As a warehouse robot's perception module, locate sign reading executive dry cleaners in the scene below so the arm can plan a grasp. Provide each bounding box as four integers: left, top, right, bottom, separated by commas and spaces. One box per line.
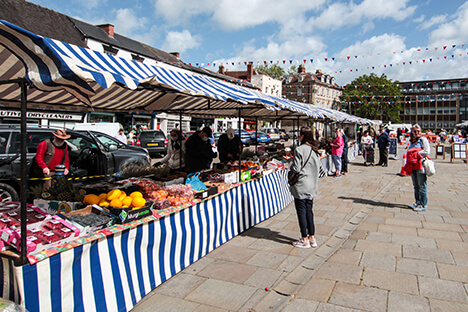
0, 110, 82, 121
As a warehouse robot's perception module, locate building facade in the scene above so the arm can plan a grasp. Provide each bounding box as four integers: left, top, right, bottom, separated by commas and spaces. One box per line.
282, 66, 342, 110
400, 78, 468, 130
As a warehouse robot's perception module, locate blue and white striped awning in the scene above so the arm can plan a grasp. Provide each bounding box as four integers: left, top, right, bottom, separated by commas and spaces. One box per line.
0, 20, 370, 123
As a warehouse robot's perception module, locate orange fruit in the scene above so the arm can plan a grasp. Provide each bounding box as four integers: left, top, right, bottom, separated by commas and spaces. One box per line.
98, 193, 107, 200
132, 197, 146, 208
118, 192, 127, 201
130, 191, 143, 199
122, 196, 133, 207
110, 198, 123, 208
99, 200, 110, 207
107, 189, 122, 201
83, 194, 100, 205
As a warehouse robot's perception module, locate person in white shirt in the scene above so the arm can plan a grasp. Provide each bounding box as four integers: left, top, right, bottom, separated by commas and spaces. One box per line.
114, 128, 127, 144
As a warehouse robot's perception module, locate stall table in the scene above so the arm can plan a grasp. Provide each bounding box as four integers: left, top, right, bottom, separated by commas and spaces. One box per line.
0, 170, 292, 312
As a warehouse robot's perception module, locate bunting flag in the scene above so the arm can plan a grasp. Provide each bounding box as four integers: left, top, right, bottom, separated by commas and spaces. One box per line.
190, 42, 466, 71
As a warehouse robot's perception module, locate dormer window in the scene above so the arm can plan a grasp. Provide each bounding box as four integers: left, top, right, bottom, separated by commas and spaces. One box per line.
103, 44, 119, 56
132, 54, 144, 62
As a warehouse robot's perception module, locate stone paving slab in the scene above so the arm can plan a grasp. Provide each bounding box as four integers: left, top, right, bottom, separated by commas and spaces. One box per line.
388, 292, 430, 312
362, 267, 419, 295
328, 282, 388, 312
185, 279, 257, 311
418, 276, 468, 302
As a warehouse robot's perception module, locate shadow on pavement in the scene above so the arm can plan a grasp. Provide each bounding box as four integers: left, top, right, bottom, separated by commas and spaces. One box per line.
240, 227, 295, 244
338, 196, 411, 209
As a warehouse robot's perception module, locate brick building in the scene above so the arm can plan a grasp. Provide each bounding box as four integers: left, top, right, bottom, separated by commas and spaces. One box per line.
282, 65, 342, 110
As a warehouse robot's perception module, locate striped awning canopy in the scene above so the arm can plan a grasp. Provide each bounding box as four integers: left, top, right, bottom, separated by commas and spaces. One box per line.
0, 20, 306, 120
0, 20, 373, 123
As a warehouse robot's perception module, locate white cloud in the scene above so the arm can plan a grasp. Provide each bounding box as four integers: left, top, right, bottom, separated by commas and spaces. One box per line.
309, 0, 417, 31
429, 2, 468, 46
73, 0, 105, 10
417, 14, 447, 30
111, 8, 148, 37
413, 15, 425, 23
161, 30, 201, 54
154, 0, 217, 24
362, 22, 375, 33
154, 0, 326, 30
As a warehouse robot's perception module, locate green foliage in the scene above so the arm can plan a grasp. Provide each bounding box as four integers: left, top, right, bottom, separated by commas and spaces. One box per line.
340, 73, 402, 123
287, 65, 298, 75
254, 64, 285, 79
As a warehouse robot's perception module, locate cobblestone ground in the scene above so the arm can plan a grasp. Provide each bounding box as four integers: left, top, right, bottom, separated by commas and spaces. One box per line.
133, 144, 468, 312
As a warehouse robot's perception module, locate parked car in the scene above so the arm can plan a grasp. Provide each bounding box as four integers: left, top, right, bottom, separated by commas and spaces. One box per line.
136, 130, 168, 157
75, 130, 149, 155
0, 125, 151, 201
261, 128, 281, 142
250, 131, 271, 144
235, 129, 252, 146
279, 129, 290, 141
288, 129, 300, 140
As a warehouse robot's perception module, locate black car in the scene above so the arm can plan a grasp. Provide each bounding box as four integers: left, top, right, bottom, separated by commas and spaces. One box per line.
75, 130, 149, 155
0, 125, 151, 201
137, 130, 168, 157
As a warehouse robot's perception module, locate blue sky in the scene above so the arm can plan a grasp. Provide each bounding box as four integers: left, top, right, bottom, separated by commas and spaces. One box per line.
29, 0, 468, 85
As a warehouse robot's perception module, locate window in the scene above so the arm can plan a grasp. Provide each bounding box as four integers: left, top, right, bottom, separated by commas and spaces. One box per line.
103, 44, 119, 56
131, 54, 144, 62
0, 132, 10, 154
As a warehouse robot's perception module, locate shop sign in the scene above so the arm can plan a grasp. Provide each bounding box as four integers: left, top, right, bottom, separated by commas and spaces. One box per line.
0, 110, 82, 121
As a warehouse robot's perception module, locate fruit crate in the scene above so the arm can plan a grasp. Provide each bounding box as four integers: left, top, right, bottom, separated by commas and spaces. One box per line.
106, 201, 154, 224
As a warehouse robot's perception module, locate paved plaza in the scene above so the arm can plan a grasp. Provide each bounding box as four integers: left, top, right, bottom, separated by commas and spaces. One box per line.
133, 145, 468, 312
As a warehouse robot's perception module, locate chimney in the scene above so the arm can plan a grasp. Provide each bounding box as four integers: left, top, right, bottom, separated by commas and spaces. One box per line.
298, 64, 306, 74
170, 52, 180, 59
97, 24, 114, 37
247, 62, 253, 82
219, 64, 225, 74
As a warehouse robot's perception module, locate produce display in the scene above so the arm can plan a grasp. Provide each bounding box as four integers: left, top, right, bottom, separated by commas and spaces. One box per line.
0, 202, 80, 254
8, 154, 285, 257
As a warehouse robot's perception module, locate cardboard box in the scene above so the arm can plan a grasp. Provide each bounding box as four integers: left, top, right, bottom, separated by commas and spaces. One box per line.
221, 171, 239, 184
194, 187, 219, 199
204, 181, 230, 193
61, 205, 117, 234
33, 199, 84, 214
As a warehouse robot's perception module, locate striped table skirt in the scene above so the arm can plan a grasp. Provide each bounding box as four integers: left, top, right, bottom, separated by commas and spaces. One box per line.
1, 170, 293, 312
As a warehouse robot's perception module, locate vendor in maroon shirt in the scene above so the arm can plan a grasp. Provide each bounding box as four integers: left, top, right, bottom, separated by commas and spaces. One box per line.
34, 129, 70, 190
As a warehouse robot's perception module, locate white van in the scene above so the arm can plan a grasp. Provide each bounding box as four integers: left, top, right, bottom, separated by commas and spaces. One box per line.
73, 122, 123, 138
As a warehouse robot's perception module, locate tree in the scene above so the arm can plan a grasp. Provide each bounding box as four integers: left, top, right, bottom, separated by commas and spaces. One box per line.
254, 64, 285, 79
340, 73, 402, 123
287, 65, 297, 75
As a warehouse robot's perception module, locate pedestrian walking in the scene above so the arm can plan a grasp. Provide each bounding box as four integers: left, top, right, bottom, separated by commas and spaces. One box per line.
330, 128, 344, 177
377, 127, 390, 167
289, 126, 321, 248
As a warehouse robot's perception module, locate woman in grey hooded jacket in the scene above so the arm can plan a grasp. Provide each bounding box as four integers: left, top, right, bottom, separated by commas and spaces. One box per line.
289, 126, 321, 248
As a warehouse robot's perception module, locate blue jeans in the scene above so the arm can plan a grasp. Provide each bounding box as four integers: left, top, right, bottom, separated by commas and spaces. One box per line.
294, 198, 315, 238
332, 155, 342, 172
411, 170, 428, 207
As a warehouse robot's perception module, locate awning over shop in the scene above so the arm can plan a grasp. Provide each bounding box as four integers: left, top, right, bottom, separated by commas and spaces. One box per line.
0, 19, 374, 124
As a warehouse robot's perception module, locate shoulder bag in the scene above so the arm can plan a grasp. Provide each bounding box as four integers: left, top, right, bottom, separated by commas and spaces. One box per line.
422, 157, 436, 177
288, 147, 313, 186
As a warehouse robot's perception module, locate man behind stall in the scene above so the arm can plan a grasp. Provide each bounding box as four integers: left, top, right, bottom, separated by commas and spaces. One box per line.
217, 128, 243, 163
185, 127, 217, 173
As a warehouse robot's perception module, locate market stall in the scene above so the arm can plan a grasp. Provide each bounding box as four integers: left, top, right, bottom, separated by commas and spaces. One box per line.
0, 170, 291, 311
0, 20, 375, 312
